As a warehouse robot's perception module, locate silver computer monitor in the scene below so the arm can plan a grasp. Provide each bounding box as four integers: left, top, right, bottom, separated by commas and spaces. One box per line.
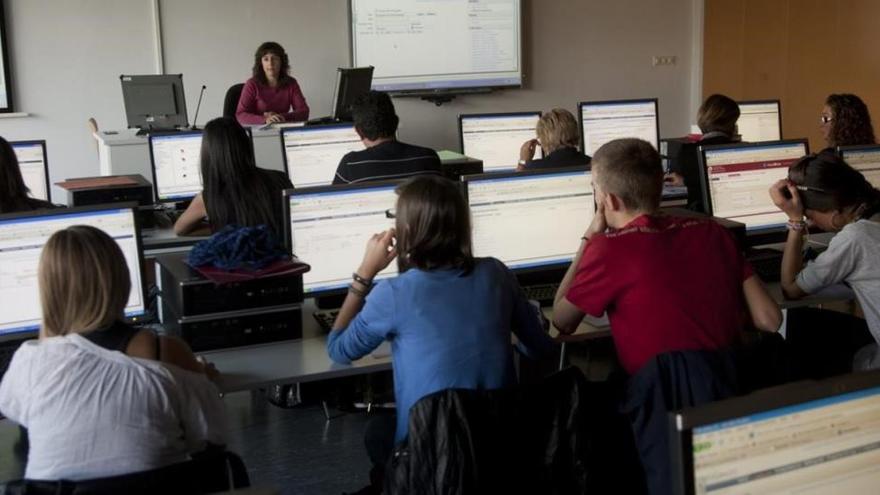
459, 112, 542, 172
285, 181, 399, 295
579, 98, 659, 156
465, 167, 594, 272
737, 100, 782, 142
11, 140, 50, 202
148, 131, 203, 202
281, 124, 364, 188
672, 369, 880, 495
0, 205, 146, 340
839, 144, 880, 189
700, 140, 808, 232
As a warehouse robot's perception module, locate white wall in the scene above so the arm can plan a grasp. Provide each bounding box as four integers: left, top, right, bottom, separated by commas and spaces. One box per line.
0, 0, 697, 200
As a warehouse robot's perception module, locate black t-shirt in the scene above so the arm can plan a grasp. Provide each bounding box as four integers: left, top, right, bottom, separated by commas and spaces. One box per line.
332, 140, 442, 184
523, 146, 591, 170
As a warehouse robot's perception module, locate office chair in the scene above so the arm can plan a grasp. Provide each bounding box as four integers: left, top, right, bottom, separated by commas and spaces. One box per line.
223, 83, 245, 118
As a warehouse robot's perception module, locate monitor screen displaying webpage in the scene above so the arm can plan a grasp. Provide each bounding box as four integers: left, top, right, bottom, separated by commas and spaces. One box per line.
351, 0, 522, 92
702, 141, 807, 231
0, 207, 145, 338
737, 100, 782, 142
11, 140, 49, 202
282, 125, 363, 188
149, 132, 203, 201
840, 145, 880, 189
460, 112, 541, 172
287, 184, 398, 295
579, 99, 659, 156
467, 169, 594, 271
689, 385, 880, 494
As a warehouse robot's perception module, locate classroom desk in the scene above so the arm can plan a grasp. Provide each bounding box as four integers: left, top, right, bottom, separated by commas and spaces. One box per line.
141, 226, 209, 256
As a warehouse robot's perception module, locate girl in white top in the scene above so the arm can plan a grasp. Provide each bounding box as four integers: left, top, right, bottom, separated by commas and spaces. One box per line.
770, 152, 880, 371
0, 226, 226, 480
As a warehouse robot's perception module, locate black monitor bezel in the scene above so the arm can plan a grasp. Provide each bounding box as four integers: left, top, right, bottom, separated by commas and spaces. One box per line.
147, 129, 204, 204
10, 139, 51, 203
457, 111, 544, 169
736, 99, 783, 142
331, 66, 374, 122
283, 179, 403, 298
462, 166, 593, 278
279, 123, 361, 188
697, 139, 809, 246
577, 97, 660, 155
119, 74, 189, 131
0, 202, 147, 341
670, 368, 880, 495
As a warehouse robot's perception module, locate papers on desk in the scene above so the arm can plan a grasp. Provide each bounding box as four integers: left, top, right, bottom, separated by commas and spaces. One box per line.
583, 313, 610, 328
258, 122, 306, 131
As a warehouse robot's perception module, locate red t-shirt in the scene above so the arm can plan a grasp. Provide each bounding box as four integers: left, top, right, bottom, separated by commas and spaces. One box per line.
566, 215, 753, 375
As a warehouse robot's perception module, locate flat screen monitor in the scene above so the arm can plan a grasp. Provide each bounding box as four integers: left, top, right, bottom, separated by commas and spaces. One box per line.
281, 124, 364, 188
11, 140, 50, 202
148, 131, 203, 202
736, 100, 782, 142
579, 98, 660, 156
331, 66, 374, 122
351, 0, 522, 92
699, 140, 808, 234
465, 167, 594, 273
120, 74, 188, 132
0, 205, 146, 340
672, 369, 880, 495
285, 182, 399, 296
459, 112, 542, 173
839, 144, 880, 189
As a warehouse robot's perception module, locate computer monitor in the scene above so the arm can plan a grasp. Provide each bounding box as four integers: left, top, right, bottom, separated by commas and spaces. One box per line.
120, 74, 189, 133
839, 144, 880, 189
331, 66, 374, 122
11, 140, 50, 202
0, 205, 146, 340
578, 98, 660, 156
281, 124, 364, 188
699, 140, 808, 239
671, 369, 880, 495
148, 131, 203, 202
459, 112, 542, 173
285, 181, 399, 296
736, 100, 782, 142
465, 167, 594, 275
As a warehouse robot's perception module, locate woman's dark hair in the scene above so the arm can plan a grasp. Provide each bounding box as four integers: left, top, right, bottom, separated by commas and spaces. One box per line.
697, 94, 740, 135
788, 151, 880, 219
200, 117, 284, 237
252, 41, 292, 86
351, 91, 399, 141
0, 136, 33, 213
826, 94, 876, 147
395, 175, 473, 273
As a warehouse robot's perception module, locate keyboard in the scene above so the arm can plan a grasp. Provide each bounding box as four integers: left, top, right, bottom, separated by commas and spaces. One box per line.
522, 283, 559, 307
747, 249, 783, 282
313, 309, 340, 333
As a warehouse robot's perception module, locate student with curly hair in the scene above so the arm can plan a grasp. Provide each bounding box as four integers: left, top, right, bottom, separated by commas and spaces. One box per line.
820, 93, 876, 151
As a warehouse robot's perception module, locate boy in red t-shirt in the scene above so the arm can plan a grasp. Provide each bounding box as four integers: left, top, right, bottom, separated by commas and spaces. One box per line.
552, 138, 782, 375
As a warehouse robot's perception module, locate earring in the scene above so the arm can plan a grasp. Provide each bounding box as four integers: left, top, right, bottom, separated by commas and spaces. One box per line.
830, 211, 845, 230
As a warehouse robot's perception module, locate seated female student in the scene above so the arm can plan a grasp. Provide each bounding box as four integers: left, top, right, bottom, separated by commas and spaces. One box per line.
819, 93, 876, 153
517, 108, 590, 171
174, 117, 293, 238
0, 225, 225, 480
665, 94, 740, 211
770, 153, 880, 373
0, 136, 56, 213
327, 175, 556, 491
235, 41, 310, 125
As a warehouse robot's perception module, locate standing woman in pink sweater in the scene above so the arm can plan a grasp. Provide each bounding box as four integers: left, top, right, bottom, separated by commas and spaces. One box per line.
236, 41, 310, 125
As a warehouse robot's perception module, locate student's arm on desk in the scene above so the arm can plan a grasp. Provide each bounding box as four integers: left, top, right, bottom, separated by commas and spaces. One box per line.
173, 193, 209, 236
770, 180, 809, 300
553, 205, 607, 334
743, 276, 783, 332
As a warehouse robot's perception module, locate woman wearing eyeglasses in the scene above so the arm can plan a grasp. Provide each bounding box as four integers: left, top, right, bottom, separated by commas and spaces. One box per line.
819, 94, 876, 152
770, 153, 880, 374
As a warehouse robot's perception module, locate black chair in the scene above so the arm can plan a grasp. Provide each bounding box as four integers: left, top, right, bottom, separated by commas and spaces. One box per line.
223, 83, 245, 118
1, 449, 250, 494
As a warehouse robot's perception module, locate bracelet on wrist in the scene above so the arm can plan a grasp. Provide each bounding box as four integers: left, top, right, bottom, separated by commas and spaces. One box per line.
348, 284, 369, 298
786, 219, 807, 232
352, 272, 374, 287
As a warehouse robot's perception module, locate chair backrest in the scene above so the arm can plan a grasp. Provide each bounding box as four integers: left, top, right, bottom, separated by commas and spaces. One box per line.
223, 83, 245, 118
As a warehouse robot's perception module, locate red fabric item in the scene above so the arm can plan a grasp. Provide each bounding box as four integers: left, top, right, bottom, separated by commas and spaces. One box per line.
566, 215, 753, 375
192, 259, 310, 285
235, 77, 310, 125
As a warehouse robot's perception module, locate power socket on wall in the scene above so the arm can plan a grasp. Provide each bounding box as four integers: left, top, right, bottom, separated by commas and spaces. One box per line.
652, 55, 677, 66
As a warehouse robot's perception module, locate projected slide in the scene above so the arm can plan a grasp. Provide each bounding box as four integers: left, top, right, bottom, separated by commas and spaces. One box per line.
351, 0, 522, 91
